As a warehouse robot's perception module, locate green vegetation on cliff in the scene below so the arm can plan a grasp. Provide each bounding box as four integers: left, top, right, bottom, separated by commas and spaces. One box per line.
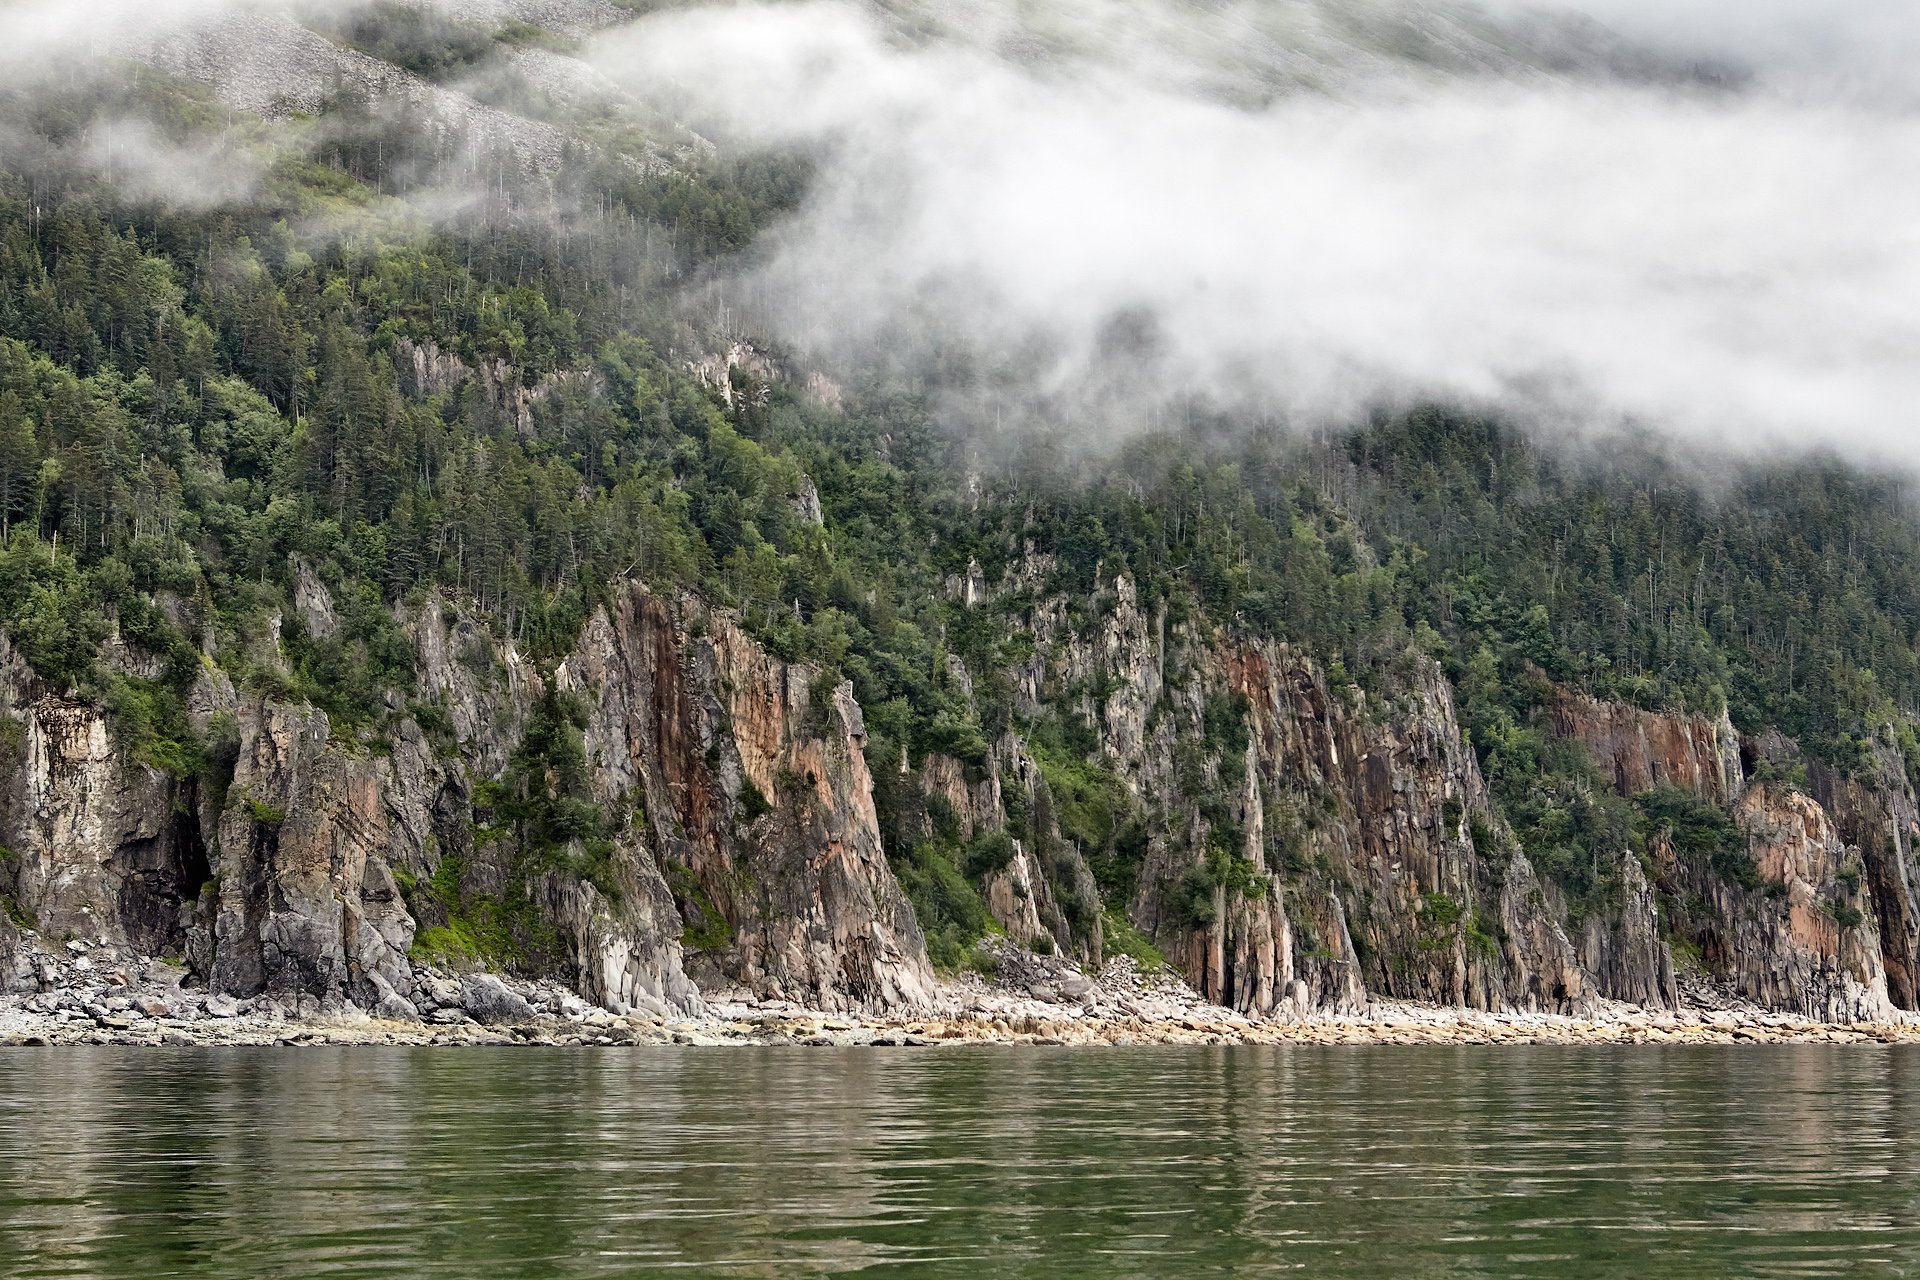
4, 52, 1920, 971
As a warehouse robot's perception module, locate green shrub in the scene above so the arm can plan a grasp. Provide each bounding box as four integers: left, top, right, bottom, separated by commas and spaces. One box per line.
668, 863, 733, 953
1634, 786, 1757, 891
1103, 910, 1169, 972
244, 796, 287, 825
892, 840, 992, 971
962, 830, 1016, 879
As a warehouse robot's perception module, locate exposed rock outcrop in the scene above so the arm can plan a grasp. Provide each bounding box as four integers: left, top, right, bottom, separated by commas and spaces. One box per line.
0, 624, 204, 966
205, 700, 416, 1010
0, 579, 930, 1018
6, 558, 1917, 1026
1576, 851, 1677, 1009
1550, 690, 1742, 803
561, 583, 933, 1011
1551, 695, 1902, 1019
978, 559, 1591, 1018
125, 12, 574, 171
1808, 728, 1920, 1010
1688, 786, 1894, 1022
391, 337, 604, 437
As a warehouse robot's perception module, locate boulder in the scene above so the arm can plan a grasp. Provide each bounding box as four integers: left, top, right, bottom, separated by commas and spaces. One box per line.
459, 973, 535, 1025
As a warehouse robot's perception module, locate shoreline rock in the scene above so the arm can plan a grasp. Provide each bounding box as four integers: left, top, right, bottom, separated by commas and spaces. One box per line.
3, 999, 1913, 1049
1, 944, 1914, 1049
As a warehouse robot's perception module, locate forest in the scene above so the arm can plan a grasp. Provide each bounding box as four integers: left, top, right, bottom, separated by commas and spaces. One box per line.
4, 32, 1919, 968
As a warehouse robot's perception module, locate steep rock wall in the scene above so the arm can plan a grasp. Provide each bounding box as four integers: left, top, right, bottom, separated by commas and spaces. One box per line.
987, 562, 1592, 1017
0, 580, 930, 1016
1549, 690, 1742, 804
561, 583, 933, 1011
203, 699, 416, 1011
1550, 692, 1897, 1019
1575, 851, 1677, 1009
1226, 645, 1591, 1015
6, 559, 1917, 1025
1691, 786, 1893, 1021
1809, 729, 1920, 1010
0, 633, 204, 962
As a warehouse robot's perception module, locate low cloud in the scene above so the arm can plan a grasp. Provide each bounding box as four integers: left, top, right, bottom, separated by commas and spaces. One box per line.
1486, 0, 1920, 104
592, 0, 1920, 456
0, 0, 275, 75
72, 116, 263, 207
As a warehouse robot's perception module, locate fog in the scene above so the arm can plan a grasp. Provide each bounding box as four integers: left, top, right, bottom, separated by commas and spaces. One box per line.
0, 0, 238, 70
0, 0, 1910, 455
591, 0, 1920, 453
1491, 0, 1920, 104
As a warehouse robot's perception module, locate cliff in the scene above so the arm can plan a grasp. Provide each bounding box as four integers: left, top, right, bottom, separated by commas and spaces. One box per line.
1549, 690, 1743, 804
1803, 730, 1920, 1010
1550, 688, 1904, 1021
976, 564, 1593, 1018
2, 561, 1916, 1027
0, 580, 929, 1019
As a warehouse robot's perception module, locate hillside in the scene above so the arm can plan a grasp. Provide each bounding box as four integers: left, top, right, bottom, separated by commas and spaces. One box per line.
0, 0, 1917, 1026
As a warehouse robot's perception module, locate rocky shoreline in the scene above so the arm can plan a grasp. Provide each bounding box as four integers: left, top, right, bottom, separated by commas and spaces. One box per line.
6, 996, 1916, 1049
2, 941, 1915, 1049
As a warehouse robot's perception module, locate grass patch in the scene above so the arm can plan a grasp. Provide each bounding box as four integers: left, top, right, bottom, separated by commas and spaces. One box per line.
244, 795, 287, 825
1102, 910, 1169, 973
0, 892, 34, 931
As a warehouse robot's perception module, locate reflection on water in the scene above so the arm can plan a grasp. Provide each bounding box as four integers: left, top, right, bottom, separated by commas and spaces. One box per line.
0, 1047, 1917, 1277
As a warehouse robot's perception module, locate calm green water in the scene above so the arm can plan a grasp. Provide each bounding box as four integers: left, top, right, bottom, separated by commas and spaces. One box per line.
0, 1047, 1917, 1277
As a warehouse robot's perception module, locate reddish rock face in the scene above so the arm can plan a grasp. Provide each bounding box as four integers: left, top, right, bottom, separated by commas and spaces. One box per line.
0, 579, 932, 1017
1545, 690, 1904, 1018
987, 562, 1596, 1018
1692, 785, 1893, 1022
563, 583, 933, 1012
1548, 690, 1742, 804
1219, 644, 1590, 1016
1808, 733, 1920, 1012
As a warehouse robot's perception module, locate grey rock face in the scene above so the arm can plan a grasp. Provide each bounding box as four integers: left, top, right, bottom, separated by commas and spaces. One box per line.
207, 701, 415, 1007
0, 579, 936, 1021
6, 687, 202, 958
1809, 729, 1920, 1010
4, 558, 1915, 1026
459, 974, 534, 1025
1697, 786, 1893, 1022
1577, 852, 1678, 1010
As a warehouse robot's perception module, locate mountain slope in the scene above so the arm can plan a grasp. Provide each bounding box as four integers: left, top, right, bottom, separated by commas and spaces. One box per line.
0, 1, 1914, 1024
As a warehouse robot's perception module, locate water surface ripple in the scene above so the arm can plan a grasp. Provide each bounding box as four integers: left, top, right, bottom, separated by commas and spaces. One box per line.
1, 1046, 1916, 1277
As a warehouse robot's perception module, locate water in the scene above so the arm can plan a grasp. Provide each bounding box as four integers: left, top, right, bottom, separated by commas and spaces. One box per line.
0, 1047, 1917, 1277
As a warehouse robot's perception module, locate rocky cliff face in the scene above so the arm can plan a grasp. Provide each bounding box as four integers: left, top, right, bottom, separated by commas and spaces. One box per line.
3, 558, 1916, 1024
1704, 786, 1891, 1021
0, 580, 929, 1018
559, 583, 932, 1011
911, 556, 1920, 1024
1548, 687, 1906, 1020
1573, 851, 1676, 1010
947, 561, 1595, 1018
8, 689, 197, 959
1808, 729, 1920, 1010
202, 699, 416, 1013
